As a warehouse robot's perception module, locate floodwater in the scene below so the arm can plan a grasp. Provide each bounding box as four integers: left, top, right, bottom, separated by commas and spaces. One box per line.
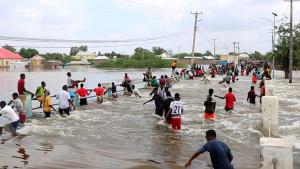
0, 66, 299, 169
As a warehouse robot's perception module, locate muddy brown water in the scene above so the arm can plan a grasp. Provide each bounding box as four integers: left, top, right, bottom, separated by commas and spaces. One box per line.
0, 67, 299, 169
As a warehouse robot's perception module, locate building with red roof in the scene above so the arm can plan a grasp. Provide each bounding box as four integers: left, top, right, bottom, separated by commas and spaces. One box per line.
0, 47, 23, 67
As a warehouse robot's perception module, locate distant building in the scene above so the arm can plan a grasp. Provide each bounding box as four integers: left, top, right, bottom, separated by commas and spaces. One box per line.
29, 55, 45, 67
73, 51, 96, 61
159, 53, 176, 60
203, 55, 215, 60
94, 56, 109, 65
0, 48, 23, 67
44, 61, 62, 69
219, 55, 238, 65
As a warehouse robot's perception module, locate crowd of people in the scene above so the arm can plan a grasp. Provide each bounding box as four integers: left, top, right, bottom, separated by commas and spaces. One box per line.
0, 60, 273, 169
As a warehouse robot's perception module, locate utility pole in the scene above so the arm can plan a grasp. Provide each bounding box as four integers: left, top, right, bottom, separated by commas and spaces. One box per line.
289, 0, 294, 83
191, 11, 202, 65
272, 12, 278, 79
237, 42, 240, 54
212, 39, 217, 57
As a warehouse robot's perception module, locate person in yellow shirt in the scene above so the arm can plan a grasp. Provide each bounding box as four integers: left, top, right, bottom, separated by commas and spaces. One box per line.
171, 61, 177, 75
43, 90, 56, 118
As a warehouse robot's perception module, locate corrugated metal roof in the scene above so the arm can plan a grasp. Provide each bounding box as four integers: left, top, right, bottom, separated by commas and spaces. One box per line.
0, 48, 23, 60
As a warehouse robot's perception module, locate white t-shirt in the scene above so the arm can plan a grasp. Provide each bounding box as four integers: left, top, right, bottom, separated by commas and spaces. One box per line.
169, 101, 184, 116
0, 105, 20, 123
133, 88, 141, 97
56, 90, 71, 109
67, 77, 73, 87
12, 99, 24, 113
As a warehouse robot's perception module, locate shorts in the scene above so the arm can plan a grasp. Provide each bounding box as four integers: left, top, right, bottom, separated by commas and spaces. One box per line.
166, 118, 172, 125
204, 112, 216, 119
80, 98, 88, 105
59, 108, 70, 116
11, 120, 20, 130
171, 117, 181, 130
112, 92, 118, 98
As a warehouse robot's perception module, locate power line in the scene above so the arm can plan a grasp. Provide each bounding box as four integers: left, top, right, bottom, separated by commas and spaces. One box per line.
0, 32, 185, 44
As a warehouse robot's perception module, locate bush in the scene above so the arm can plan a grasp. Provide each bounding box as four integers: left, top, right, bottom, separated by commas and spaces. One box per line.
95, 57, 174, 69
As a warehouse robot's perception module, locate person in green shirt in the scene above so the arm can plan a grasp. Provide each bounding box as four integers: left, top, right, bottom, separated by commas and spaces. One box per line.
35, 81, 47, 107
150, 76, 158, 87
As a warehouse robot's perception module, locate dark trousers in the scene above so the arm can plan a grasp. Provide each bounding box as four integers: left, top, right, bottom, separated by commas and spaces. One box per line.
80, 98, 88, 105
59, 108, 70, 116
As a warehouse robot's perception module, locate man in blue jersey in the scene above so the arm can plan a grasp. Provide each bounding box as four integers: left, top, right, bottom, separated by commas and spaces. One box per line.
185, 129, 234, 169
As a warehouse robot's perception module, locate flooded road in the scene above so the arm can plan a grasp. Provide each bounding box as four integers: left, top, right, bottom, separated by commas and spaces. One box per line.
0, 67, 299, 169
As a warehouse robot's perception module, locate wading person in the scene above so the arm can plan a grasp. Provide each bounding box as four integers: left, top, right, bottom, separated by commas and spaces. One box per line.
93, 83, 106, 104
0, 101, 20, 136
143, 87, 164, 117
215, 87, 236, 112
67, 72, 86, 88
35, 81, 47, 107
17, 73, 33, 97
163, 91, 174, 125
132, 85, 142, 98
76, 83, 91, 105
166, 93, 184, 130
43, 90, 56, 118
171, 60, 177, 75
247, 86, 257, 104
8, 93, 26, 125
111, 82, 118, 101
185, 129, 234, 169
204, 89, 216, 119
56, 85, 74, 117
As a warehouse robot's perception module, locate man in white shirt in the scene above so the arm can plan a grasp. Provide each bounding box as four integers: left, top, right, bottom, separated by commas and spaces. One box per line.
132, 85, 141, 98
166, 93, 184, 130
0, 101, 20, 136
56, 85, 74, 116
9, 93, 26, 124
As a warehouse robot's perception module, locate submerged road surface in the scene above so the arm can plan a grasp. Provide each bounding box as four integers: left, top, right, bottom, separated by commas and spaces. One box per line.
0, 68, 299, 169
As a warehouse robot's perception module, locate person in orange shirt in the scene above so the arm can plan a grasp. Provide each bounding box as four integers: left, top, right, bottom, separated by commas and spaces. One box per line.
76, 83, 92, 105
252, 73, 257, 84
93, 83, 106, 104
171, 61, 177, 75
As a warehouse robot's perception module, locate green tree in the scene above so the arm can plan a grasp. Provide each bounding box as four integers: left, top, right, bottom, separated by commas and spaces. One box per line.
70, 47, 79, 56
2, 44, 16, 53
19, 48, 39, 59
250, 51, 264, 60
152, 46, 166, 55
78, 45, 88, 52
274, 21, 300, 78
204, 50, 212, 56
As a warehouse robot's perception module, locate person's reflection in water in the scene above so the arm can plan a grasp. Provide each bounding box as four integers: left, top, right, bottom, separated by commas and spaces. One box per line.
12, 146, 30, 166
150, 125, 184, 169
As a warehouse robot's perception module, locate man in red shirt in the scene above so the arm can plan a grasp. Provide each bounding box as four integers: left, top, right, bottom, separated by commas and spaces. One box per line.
215, 87, 236, 112
17, 73, 33, 96
76, 83, 91, 105
93, 83, 106, 104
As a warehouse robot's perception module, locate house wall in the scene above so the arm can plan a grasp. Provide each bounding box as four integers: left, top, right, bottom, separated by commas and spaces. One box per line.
0, 59, 22, 67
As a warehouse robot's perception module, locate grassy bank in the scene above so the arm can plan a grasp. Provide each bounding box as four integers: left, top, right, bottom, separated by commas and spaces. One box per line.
95, 58, 177, 69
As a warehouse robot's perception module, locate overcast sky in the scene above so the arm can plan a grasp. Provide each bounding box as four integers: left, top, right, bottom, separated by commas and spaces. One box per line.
0, 0, 299, 55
